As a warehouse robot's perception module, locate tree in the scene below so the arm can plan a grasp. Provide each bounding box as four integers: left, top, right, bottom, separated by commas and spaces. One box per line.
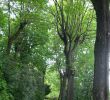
0, 0, 50, 100
91, 0, 109, 100
0, 0, 107, 100
44, 26, 96, 100
50, 0, 95, 99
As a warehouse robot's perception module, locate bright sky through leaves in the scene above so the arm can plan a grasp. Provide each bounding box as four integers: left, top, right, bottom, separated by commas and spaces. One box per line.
48, 0, 54, 6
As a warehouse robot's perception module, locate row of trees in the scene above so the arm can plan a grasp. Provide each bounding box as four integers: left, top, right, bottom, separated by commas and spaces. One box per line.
0, 0, 109, 100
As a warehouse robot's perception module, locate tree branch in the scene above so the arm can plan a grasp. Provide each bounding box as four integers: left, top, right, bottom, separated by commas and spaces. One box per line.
6, 21, 27, 54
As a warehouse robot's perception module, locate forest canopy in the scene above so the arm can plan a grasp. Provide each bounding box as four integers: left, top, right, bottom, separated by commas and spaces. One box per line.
0, 0, 109, 100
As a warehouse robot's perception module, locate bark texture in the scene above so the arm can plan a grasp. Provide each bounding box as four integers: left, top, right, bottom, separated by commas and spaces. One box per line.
58, 49, 75, 100
91, 0, 109, 100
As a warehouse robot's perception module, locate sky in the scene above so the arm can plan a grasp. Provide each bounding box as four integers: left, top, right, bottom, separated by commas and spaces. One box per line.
48, 0, 54, 6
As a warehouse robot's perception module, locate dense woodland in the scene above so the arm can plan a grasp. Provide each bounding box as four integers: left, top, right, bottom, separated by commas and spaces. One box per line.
0, 0, 110, 100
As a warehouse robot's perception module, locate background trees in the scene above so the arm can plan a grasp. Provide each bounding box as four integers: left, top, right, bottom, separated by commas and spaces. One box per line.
0, 0, 109, 100
0, 0, 50, 100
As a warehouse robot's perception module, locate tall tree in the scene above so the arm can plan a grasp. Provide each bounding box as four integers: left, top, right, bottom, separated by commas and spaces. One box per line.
91, 0, 109, 100
50, 0, 95, 99
0, 0, 50, 100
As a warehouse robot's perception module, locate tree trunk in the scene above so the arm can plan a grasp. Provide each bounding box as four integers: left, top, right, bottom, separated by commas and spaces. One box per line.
66, 69, 74, 100
58, 51, 74, 100
91, 0, 109, 100
65, 53, 74, 100
58, 70, 74, 100
58, 72, 66, 100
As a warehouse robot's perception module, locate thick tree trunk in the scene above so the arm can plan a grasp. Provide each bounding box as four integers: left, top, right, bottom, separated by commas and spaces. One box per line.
66, 69, 74, 100
58, 72, 66, 100
91, 0, 109, 100
107, 14, 110, 100
58, 52, 74, 100
65, 53, 74, 100
58, 70, 74, 100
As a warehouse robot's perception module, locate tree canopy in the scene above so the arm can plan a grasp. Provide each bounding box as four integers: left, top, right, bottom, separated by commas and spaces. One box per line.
0, 0, 109, 100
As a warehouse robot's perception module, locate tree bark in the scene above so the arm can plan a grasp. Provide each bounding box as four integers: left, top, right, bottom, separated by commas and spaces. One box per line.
58, 51, 74, 100
91, 0, 109, 100
66, 69, 74, 100
58, 72, 66, 100
58, 69, 74, 100
65, 53, 74, 100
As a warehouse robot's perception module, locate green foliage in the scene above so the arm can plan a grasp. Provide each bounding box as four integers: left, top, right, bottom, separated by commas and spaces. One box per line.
0, 0, 100, 100
44, 1, 96, 99
0, 0, 50, 100
74, 39, 95, 100
0, 70, 13, 100
45, 68, 60, 98
0, 9, 7, 29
